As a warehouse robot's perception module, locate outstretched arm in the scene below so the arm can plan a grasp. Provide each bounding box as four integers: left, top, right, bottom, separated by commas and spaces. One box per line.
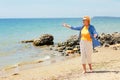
62, 23, 82, 31
62, 23, 71, 29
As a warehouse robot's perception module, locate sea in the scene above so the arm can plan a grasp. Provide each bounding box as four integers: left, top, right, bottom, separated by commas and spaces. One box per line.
0, 17, 120, 69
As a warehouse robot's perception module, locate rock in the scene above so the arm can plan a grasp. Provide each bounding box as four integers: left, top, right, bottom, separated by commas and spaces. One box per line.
104, 34, 112, 41
74, 45, 80, 51
111, 44, 120, 50
112, 32, 120, 44
103, 34, 113, 45
113, 47, 118, 50
57, 43, 63, 47
49, 47, 53, 50
33, 34, 54, 46
98, 32, 120, 46
33, 39, 41, 46
55, 48, 58, 51
73, 47, 80, 54
21, 40, 34, 43
103, 43, 110, 47
53, 35, 81, 55
66, 47, 73, 50
57, 42, 67, 47
66, 50, 74, 54
61, 52, 65, 56
66, 35, 79, 47
73, 48, 79, 53
93, 49, 98, 53
75, 45, 80, 48
57, 46, 65, 52
49, 45, 55, 50
65, 54, 69, 56
98, 33, 105, 40
73, 48, 78, 51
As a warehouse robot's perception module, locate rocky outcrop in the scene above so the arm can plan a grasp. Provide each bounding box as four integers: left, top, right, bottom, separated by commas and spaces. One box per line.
21, 34, 54, 46
33, 34, 54, 46
98, 32, 120, 47
52, 35, 80, 55
53, 32, 120, 55
21, 32, 120, 56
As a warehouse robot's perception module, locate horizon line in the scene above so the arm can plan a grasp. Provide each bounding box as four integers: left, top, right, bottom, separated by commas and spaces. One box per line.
0, 16, 120, 19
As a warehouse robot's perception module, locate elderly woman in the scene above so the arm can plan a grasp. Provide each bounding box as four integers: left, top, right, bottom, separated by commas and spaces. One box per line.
63, 16, 100, 74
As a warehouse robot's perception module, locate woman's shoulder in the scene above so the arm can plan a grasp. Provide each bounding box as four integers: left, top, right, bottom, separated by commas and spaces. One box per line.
89, 24, 95, 29
89, 24, 94, 27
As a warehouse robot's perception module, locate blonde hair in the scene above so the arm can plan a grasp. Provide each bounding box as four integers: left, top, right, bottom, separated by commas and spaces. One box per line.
83, 16, 91, 24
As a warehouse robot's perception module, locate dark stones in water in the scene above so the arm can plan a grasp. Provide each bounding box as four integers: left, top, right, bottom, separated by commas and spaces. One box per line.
21, 40, 34, 43
21, 34, 54, 46
33, 34, 54, 46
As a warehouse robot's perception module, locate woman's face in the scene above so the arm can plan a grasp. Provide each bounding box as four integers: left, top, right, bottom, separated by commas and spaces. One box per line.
83, 20, 89, 26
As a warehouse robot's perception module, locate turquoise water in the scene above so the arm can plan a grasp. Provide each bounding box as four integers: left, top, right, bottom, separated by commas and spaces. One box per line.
0, 17, 120, 68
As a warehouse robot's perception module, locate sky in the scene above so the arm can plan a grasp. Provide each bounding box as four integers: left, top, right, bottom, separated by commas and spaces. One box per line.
0, 0, 120, 18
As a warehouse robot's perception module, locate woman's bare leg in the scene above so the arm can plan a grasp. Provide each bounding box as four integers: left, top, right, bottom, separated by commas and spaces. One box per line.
88, 64, 93, 72
82, 64, 86, 74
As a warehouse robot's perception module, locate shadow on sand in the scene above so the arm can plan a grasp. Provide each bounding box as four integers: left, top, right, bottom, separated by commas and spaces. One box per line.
87, 70, 120, 74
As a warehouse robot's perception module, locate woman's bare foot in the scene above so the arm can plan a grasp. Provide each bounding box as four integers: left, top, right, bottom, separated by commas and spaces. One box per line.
82, 71, 86, 74
89, 69, 93, 73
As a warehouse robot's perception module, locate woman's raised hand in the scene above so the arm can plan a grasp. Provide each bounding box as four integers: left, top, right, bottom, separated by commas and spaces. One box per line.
62, 23, 71, 28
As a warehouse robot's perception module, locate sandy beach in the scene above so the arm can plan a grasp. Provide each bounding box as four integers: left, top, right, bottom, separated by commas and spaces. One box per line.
0, 45, 120, 80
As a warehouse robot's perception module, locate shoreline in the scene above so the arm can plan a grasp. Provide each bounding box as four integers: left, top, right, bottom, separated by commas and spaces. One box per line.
0, 52, 79, 77
0, 45, 120, 80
